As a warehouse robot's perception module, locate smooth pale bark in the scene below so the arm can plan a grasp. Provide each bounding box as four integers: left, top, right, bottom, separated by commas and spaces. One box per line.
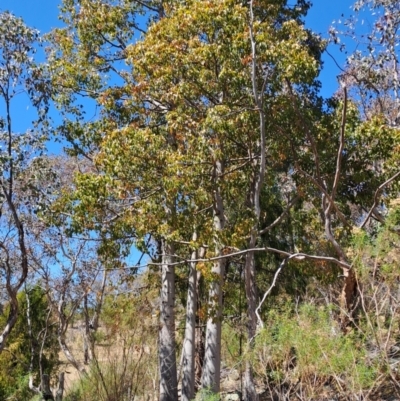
242, 2, 267, 399
202, 160, 226, 393
159, 240, 178, 401
182, 247, 198, 401
194, 269, 205, 392
0, 295, 19, 352
182, 244, 205, 401
201, 257, 225, 393
244, 245, 258, 401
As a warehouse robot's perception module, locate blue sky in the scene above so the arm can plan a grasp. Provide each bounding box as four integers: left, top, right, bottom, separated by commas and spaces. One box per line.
0, 0, 355, 36
0, 0, 62, 32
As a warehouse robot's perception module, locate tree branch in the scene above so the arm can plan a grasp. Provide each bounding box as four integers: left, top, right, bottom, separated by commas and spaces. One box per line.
259, 196, 299, 235
360, 170, 400, 229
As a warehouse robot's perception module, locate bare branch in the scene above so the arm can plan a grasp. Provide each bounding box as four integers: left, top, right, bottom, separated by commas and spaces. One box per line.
331, 86, 348, 203
360, 170, 400, 229
146, 246, 351, 269
255, 255, 293, 329
259, 196, 299, 235
295, 167, 349, 227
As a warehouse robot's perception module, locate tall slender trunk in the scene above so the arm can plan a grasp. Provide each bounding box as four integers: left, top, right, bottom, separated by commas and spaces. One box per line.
201, 256, 225, 393
182, 240, 205, 401
82, 269, 107, 365
202, 160, 226, 393
159, 240, 178, 401
182, 247, 198, 401
244, 244, 258, 401
82, 294, 91, 365
195, 269, 205, 392
243, 2, 267, 398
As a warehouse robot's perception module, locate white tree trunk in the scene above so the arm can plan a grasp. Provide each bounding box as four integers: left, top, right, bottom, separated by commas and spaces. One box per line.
201, 257, 225, 393
242, 2, 267, 399
244, 245, 259, 401
159, 240, 178, 401
182, 247, 198, 401
194, 269, 205, 391
202, 160, 226, 393
182, 243, 205, 401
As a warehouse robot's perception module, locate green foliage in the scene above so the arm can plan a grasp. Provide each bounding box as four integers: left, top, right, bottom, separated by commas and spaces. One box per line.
0, 286, 59, 400
193, 388, 220, 401
253, 303, 378, 396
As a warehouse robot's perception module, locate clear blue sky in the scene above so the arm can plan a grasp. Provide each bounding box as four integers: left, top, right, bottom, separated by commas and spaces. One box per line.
0, 0, 62, 32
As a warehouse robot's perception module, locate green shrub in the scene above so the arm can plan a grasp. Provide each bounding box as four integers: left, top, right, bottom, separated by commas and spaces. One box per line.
194, 388, 220, 401
253, 303, 378, 396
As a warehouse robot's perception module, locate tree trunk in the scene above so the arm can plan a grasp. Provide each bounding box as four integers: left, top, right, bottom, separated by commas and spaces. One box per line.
182, 247, 198, 401
159, 240, 178, 401
0, 293, 19, 352
244, 246, 259, 401
82, 294, 91, 365
55, 372, 65, 401
182, 243, 205, 401
195, 270, 205, 392
201, 257, 225, 393
41, 374, 55, 400
202, 164, 226, 393
340, 266, 357, 327
244, 3, 267, 398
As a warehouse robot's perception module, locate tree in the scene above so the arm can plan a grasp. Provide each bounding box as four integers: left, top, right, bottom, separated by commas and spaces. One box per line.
71, 0, 320, 397
0, 11, 50, 352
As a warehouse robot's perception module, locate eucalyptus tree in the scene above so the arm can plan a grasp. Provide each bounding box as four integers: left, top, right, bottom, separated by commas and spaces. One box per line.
0, 11, 50, 352
287, 0, 400, 316
330, 0, 400, 126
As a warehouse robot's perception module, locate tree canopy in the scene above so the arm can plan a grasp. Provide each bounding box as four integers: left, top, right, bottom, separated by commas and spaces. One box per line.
0, 1, 400, 400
